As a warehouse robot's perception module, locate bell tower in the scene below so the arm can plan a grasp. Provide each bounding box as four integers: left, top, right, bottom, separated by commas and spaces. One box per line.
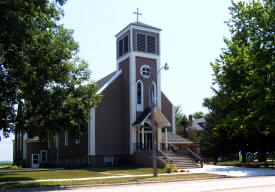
115, 16, 162, 154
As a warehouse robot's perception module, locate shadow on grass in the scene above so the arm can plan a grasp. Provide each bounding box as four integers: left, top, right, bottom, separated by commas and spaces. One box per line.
0, 172, 38, 182
81, 165, 144, 172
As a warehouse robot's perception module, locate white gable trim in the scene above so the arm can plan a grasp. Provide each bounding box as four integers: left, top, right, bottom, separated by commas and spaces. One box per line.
96, 70, 122, 94
91, 107, 96, 155
172, 105, 176, 134
88, 107, 96, 156
129, 53, 136, 155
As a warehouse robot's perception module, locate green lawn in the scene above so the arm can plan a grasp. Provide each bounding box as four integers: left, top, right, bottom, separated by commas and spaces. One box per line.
0, 173, 220, 190
0, 166, 166, 183
0, 166, 222, 190
0, 168, 108, 182
86, 166, 166, 175
0, 162, 13, 167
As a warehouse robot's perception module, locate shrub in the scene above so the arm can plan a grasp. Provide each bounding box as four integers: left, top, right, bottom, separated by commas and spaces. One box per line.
164, 164, 178, 173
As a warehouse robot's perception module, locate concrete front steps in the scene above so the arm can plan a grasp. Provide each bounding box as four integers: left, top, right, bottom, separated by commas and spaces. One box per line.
162, 150, 200, 169
171, 156, 200, 169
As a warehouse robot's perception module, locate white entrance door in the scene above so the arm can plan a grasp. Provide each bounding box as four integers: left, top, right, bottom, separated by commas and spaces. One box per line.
32, 153, 40, 168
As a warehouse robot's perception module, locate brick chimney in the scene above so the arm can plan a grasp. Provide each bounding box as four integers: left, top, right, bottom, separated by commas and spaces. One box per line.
189, 114, 193, 122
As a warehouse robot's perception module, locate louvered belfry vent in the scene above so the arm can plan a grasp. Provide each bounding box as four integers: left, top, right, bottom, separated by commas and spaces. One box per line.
147, 35, 155, 53
137, 33, 146, 52
137, 33, 155, 54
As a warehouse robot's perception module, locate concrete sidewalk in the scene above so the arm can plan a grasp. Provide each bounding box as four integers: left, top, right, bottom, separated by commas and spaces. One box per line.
190, 165, 275, 177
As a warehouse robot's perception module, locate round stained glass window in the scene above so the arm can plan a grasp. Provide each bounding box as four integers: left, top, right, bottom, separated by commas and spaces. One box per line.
140, 65, 150, 78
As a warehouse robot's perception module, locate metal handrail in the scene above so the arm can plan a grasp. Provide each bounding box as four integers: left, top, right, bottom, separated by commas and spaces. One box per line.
187, 148, 204, 168
168, 143, 179, 155
159, 149, 173, 164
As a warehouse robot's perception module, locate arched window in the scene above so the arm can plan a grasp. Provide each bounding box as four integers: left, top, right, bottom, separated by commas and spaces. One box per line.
151, 82, 157, 107
136, 80, 143, 111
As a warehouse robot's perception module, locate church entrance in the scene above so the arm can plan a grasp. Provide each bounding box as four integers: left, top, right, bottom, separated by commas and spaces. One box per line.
138, 123, 152, 151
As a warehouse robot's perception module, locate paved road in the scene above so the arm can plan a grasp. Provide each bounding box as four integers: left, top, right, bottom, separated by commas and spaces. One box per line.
11, 176, 275, 192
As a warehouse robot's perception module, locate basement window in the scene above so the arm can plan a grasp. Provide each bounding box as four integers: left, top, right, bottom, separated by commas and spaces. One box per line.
104, 156, 114, 166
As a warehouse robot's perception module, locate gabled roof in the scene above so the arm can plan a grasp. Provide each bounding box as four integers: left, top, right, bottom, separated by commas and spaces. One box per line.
162, 132, 193, 144
133, 107, 171, 127
115, 22, 161, 37
96, 70, 122, 94
97, 71, 116, 90
131, 22, 161, 31
192, 118, 206, 131
133, 108, 151, 126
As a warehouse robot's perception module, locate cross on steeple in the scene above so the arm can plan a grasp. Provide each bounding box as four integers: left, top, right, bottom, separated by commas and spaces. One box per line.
133, 8, 142, 22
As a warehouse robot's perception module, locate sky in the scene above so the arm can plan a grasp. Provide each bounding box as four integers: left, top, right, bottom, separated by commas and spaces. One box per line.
0, 0, 234, 161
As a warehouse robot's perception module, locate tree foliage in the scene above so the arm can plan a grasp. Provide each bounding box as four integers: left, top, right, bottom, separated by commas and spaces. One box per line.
0, 0, 101, 140
175, 106, 190, 137
201, 0, 275, 162
192, 111, 204, 119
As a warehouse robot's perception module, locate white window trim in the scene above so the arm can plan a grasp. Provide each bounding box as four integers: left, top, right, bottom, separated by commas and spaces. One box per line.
64, 130, 68, 146
104, 156, 114, 166
136, 80, 144, 112
76, 137, 80, 144
19, 131, 22, 151
17, 132, 20, 151
40, 150, 47, 164
48, 136, 51, 149
150, 81, 157, 106
55, 133, 59, 148
140, 65, 150, 78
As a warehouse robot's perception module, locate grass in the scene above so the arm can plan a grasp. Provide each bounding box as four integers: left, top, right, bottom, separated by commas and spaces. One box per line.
0, 162, 13, 167
217, 160, 241, 166
86, 166, 166, 175
0, 166, 166, 183
0, 173, 220, 190
0, 168, 108, 182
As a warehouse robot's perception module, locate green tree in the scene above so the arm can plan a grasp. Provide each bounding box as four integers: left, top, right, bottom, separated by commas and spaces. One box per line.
175, 106, 190, 137
203, 0, 275, 162
0, 0, 101, 140
192, 111, 204, 119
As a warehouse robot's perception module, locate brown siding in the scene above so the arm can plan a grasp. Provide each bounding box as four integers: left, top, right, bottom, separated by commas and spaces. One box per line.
161, 92, 173, 132
46, 130, 88, 167
132, 29, 160, 55
26, 142, 47, 167
136, 56, 157, 113
95, 58, 130, 155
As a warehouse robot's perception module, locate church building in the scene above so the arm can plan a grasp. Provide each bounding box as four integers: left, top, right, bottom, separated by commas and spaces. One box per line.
14, 19, 198, 168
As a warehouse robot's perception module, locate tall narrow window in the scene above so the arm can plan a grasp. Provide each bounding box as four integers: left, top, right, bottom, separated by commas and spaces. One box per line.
151, 82, 157, 106
65, 131, 68, 146
136, 80, 144, 111
16, 132, 20, 151
76, 137, 80, 144
48, 135, 51, 149
137, 82, 142, 104
55, 133, 59, 148
19, 131, 22, 151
